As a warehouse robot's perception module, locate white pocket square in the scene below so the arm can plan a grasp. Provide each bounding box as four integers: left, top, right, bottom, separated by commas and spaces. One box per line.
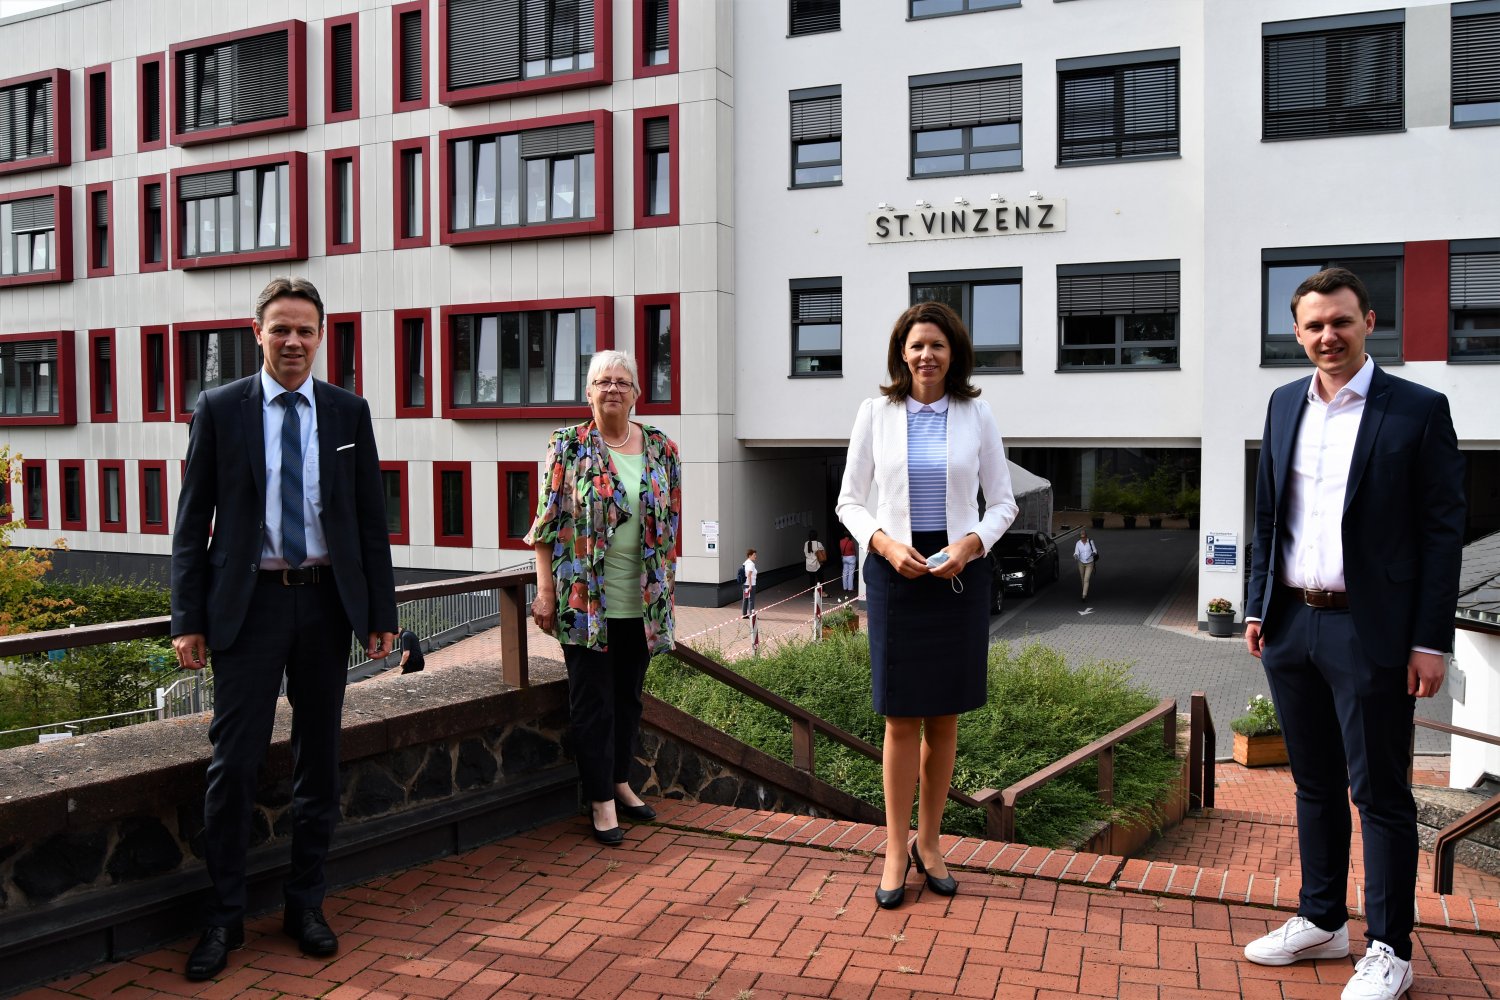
337, 443, 355, 452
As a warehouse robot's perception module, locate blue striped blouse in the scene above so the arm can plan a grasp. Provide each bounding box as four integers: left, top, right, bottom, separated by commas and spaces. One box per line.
907, 396, 948, 531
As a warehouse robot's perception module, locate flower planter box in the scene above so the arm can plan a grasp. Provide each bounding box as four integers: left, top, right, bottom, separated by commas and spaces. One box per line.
1233, 731, 1289, 767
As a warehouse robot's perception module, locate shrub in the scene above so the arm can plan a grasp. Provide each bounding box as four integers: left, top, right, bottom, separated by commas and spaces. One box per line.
1230, 694, 1281, 736
1206, 597, 1233, 614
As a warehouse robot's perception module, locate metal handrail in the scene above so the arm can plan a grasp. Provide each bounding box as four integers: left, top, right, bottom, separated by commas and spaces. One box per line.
1413, 717, 1500, 895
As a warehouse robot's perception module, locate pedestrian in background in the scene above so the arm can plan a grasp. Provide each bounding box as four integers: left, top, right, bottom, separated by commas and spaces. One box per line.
839, 532, 858, 595
1073, 529, 1098, 602
739, 549, 758, 617
803, 529, 826, 589
397, 627, 425, 674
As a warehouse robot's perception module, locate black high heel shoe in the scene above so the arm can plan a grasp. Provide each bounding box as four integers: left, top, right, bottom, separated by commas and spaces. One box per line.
874, 851, 912, 909
913, 845, 958, 896
615, 797, 656, 822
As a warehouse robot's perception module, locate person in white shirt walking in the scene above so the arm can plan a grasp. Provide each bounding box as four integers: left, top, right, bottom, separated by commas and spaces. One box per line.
1072, 530, 1098, 602
739, 549, 758, 618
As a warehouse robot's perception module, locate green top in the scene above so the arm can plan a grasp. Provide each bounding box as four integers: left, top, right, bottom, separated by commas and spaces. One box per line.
602, 447, 644, 618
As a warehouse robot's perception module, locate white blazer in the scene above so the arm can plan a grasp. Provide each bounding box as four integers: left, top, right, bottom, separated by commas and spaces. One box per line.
837, 395, 1018, 553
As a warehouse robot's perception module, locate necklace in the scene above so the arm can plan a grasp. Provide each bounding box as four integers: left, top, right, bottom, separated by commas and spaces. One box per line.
600, 423, 633, 449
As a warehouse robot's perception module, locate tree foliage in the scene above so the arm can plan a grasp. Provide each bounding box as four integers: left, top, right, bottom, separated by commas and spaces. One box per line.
0, 445, 83, 636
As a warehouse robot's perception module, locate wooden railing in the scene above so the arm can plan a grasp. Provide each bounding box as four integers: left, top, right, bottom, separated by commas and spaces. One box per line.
1188, 691, 1216, 811
1413, 718, 1500, 895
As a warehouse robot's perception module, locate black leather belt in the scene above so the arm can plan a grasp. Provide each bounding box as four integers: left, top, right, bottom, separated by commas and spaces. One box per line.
260, 566, 327, 586
1282, 585, 1348, 609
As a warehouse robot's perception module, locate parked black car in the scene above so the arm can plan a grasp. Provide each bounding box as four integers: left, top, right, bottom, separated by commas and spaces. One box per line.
990, 531, 1060, 598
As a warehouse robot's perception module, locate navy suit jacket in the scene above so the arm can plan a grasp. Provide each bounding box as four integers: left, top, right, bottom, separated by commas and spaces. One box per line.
1246, 365, 1465, 669
170, 374, 398, 651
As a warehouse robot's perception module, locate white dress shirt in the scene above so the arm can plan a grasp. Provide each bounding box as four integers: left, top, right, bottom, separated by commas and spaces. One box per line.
1074, 538, 1097, 564
260, 370, 328, 568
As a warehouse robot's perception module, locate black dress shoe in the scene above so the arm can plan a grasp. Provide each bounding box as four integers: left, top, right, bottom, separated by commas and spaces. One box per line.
283, 906, 339, 956
592, 823, 625, 846
874, 852, 912, 909
615, 797, 657, 821
913, 846, 958, 896
185, 923, 244, 981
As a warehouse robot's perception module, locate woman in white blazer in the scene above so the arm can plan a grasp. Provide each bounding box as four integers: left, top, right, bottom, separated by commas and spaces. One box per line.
837, 301, 1017, 909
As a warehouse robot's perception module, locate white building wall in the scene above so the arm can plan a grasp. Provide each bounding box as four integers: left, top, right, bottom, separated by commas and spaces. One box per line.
1452, 629, 1500, 787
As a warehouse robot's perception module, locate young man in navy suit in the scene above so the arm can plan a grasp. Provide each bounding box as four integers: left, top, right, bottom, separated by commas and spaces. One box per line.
1241, 268, 1465, 1000
171, 277, 397, 981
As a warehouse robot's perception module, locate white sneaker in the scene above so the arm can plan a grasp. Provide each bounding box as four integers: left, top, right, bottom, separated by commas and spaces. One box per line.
1244, 915, 1350, 966
1341, 941, 1412, 1000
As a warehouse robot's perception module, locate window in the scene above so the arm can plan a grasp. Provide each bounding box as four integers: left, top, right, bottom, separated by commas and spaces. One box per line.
635, 293, 678, 415
89, 329, 116, 422
1, 186, 71, 287
1450, 242, 1500, 361
326, 146, 360, 254
498, 462, 537, 549
142, 326, 170, 422
87, 183, 112, 277
1262, 12, 1403, 142
912, 268, 1022, 372
99, 460, 125, 532
22, 459, 47, 527
790, 279, 842, 376
139, 460, 168, 534
0, 69, 69, 175
789, 0, 839, 36
176, 325, 260, 415
910, 66, 1021, 177
326, 14, 360, 122
327, 313, 362, 394
380, 462, 409, 544
1454, 2, 1500, 127
60, 460, 86, 531
434, 462, 471, 546
442, 297, 614, 418
1057, 261, 1179, 370
86, 64, 111, 159
393, 1, 427, 112
636, 0, 675, 76
911, 0, 1019, 16
138, 54, 165, 150
442, 0, 605, 104
0, 332, 74, 426
443, 112, 610, 243
1057, 49, 1178, 165
1262, 247, 1402, 365
396, 308, 432, 418
172, 153, 308, 268
394, 137, 429, 248
635, 106, 676, 226
139, 175, 166, 272
790, 86, 841, 187
172, 21, 306, 145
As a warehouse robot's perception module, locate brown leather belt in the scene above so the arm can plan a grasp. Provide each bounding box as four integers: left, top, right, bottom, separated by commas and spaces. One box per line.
1283, 586, 1348, 609
259, 566, 327, 586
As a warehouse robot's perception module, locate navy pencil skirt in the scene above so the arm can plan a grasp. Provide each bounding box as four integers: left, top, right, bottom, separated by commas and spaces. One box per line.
864, 530, 990, 718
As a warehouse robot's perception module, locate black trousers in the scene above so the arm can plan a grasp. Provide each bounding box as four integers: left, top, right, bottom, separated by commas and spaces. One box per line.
1260, 588, 1418, 960
201, 575, 352, 925
562, 617, 649, 803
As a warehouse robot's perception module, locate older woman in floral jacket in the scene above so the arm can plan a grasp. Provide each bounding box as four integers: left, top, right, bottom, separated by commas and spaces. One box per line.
528, 350, 681, 846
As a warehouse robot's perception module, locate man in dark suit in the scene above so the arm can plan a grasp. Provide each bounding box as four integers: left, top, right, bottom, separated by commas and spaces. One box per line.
1241, 268, 1465, 1000
171, 276, 397, 981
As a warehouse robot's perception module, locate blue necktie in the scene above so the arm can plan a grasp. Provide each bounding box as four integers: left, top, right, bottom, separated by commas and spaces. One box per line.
278, 392, 306, 568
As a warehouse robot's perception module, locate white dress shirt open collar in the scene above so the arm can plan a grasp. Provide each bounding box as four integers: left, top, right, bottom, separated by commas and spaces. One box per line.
905, 394, 949, 413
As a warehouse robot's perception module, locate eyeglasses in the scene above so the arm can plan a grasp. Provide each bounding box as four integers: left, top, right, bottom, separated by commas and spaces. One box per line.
591, 379, 635, 392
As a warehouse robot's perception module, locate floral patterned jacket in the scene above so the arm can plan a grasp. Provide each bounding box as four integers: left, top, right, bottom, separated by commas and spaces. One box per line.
526, 420, 681, 653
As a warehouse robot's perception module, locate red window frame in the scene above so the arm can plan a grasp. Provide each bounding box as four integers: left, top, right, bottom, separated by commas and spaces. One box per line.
170, 20, 308, 146
21, 459, 48, 528
84, 63, 112, 160
324, 146, 361, 255
633, 292, 680, 416
137, 53, 166, 151
97, 459, 126, 533
380, 460, 409, 545
324, 12, 361, 123
0, 69, 70, 177
170, 151, 309, 270
325, 311, 363, 396
439, 110, 613, 246
392, 1, 429, 113
0, 331, 76, 427
439, 295, 614, 420
172, 318, 256, 422
395, 308, 433, 418
59, 459, 87, 532
138, 174, 167, 272
138, 459, 169, 535
438, 0, 612, 105
86, 182, 113, 277
433, 460, 472, 547
0, 185, 73, 288
393, 137, 431, 249
633, 105, 678, 229
88, 328, 117, 423
141, 325, 171, 422
497, 461, 538, 550
632, 0, 676, 78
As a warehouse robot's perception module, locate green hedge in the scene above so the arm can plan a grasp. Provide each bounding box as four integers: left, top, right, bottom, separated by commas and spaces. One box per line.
645, 634, 1181, 847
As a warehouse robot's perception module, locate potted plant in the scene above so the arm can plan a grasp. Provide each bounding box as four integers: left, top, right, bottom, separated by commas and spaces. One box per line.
1143, 467, 1176, 529
1117, 479, 1145, 529
1176, 486, 1201, 530
1230, 694, 1288, 767
1206, 596, 1236, 637
1088, 475, 1120, 529
821, 604, 859, 638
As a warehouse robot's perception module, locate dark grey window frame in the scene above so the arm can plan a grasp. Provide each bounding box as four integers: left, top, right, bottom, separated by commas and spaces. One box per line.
0, 77, 54, 165
0, 339, 60, 417
1453, 0, 1500, 127
178, 163, 292, 259
24, 464, 45, 521
1260, 244, 1404, 366
448, 307, 598, 407
790, 277, 842, 378
449, 123, 596, 234
333, 319, 359, 391
330, 21, 355, 114
1262, 10, 1404, 142
381, 469, 404, 536
143, 466, 165, 527
1057, 260, 1181, 371
909, 0, 1021, 20
439, 468, 466, 538
1450, 237, 1500, 362
790, 85, 841, 188
644, 0, 671, 66
144, 182, 164, 264
909, 65, 1021, 179
445, 0, 597, 93
177, 27, 292, 134
1057, 48, 1179, 166
789, 0, 839, 37
910, 267, 1023, 373
643, 116, 671, 215
503, 470, 531, 539
180, 327, 260, 411
643, 303, 672, 402
0, 194, 57, 277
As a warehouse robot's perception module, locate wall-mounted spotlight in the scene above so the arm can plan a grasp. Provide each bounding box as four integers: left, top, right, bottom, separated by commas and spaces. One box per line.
914, 198, 932, 209
1028, 190, 1044, 200
953, 196, 969, 206
989, 193, 1005, 204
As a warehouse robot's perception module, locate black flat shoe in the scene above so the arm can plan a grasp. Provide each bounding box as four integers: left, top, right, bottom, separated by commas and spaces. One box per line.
283, 906, 338, 956
592, 823, 625, 846
874, 851, 912, 909
615, 798, 657, 822
913, 846, 958, 896
185, 922, 244, 981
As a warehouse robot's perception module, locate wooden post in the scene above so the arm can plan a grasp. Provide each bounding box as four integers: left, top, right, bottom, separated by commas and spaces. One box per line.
792, 718, 815, 772
498, 584, 529, 688
1098, 745, 1115, 808
1188, 692, 1205, 810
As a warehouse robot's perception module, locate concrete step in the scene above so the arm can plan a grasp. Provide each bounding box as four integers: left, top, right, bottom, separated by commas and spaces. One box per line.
1415, 783, 1500, 878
